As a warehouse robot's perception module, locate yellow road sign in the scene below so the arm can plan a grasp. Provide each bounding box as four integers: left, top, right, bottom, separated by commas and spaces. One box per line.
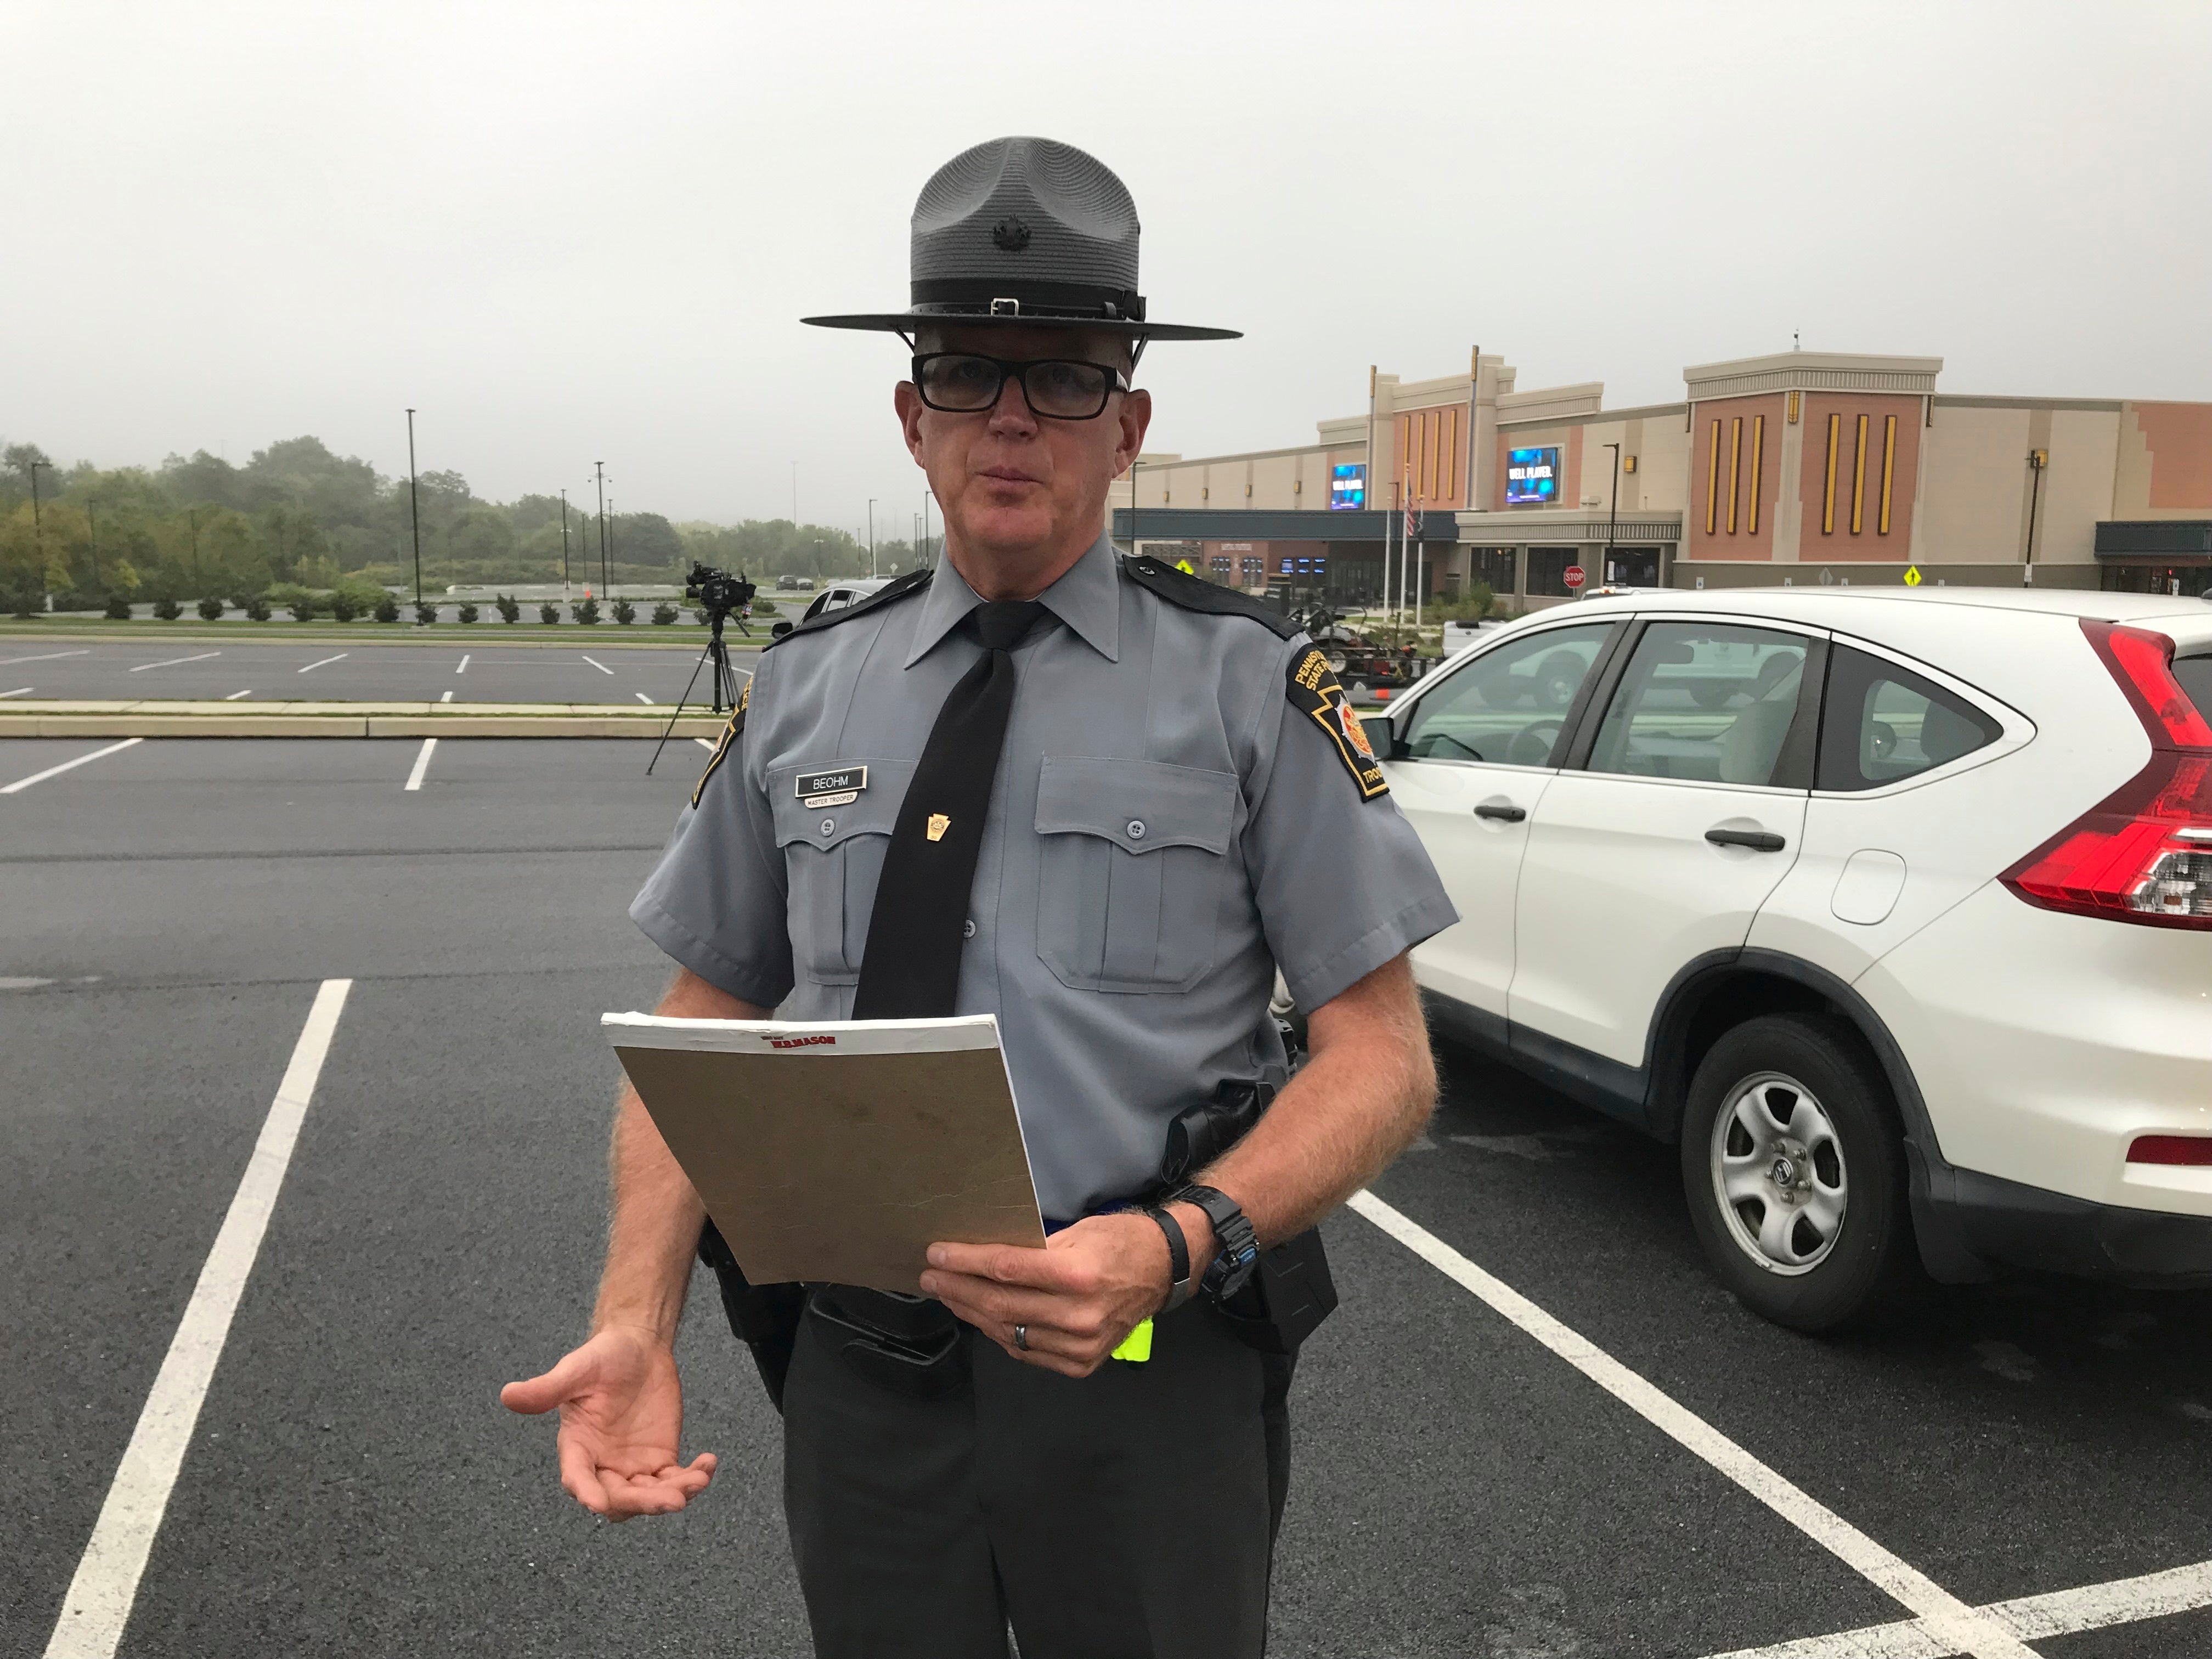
1175, 558, 1196, 574
1903, 566, 1923, 587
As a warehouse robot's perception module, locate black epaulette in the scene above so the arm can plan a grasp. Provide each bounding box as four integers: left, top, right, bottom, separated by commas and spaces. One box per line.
760, 567, 934, 653
1119, 555, 1300, 640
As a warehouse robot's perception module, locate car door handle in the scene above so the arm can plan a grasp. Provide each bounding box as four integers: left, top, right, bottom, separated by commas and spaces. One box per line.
1474, 803, 1527, 822
1706, 827, 1786, 852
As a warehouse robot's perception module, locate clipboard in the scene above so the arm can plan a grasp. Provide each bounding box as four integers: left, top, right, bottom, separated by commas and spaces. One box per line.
601, 1012, 1047, 1294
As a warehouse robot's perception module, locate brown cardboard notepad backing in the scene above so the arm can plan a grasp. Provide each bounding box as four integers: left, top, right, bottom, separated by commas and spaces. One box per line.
608, 1027, 1045, 1294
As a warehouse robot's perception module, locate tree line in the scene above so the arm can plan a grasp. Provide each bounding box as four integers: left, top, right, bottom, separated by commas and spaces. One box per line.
0, 436, 937, 612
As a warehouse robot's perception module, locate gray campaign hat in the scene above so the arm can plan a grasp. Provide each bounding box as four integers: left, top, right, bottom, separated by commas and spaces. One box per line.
802, 136, 1239, 343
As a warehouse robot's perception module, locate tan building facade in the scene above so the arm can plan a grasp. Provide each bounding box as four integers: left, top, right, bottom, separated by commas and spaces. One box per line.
1108, 348, 2212, 610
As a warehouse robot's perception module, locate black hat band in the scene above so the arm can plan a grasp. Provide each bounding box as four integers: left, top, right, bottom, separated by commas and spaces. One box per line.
908, 278, 1148, 324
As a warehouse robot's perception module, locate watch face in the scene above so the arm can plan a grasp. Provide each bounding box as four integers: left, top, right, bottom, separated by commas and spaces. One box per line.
1213, 1254, 1260, 1300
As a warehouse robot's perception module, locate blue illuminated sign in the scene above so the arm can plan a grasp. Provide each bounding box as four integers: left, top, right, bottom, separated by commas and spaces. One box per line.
1329, 464, 1365, 510
1505, 446, 1561, 506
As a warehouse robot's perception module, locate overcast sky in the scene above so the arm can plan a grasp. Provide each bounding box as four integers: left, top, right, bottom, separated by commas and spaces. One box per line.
6, 1, 2208, 535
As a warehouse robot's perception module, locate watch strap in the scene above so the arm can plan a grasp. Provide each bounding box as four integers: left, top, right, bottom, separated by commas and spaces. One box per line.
1174, 1183, 1261, 1296
1142, 1205, 1193, 1311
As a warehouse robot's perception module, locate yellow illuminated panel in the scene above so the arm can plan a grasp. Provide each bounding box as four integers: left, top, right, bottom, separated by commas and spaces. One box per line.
1852, 413, 1869, 534
1788, 390, 1801, 424
1707, 420, 1722, 535
1442, 407, 1458, 500
1880, 414, 1897, 534
1748, 415, 1764, 535
1727, 417, 1742, 534
1823, 414, 1840, 534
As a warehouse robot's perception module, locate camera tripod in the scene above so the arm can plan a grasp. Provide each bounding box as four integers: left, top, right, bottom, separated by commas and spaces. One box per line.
646, 604, 747, 776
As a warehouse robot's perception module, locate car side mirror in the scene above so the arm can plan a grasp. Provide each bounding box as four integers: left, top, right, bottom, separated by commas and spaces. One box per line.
1360, 709, 1406, 759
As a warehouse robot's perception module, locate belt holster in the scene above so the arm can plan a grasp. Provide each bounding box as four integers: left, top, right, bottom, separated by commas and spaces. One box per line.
1159, 1079, 1341, 1356
808, 1285, 970, 1401
695, 1219, 805, 1413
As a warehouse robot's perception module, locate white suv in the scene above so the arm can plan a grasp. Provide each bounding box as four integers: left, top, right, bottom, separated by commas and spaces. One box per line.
1365, 586, 2212, 1329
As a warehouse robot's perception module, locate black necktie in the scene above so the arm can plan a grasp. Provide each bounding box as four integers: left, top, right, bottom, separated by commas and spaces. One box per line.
850, 600, 1046, 1019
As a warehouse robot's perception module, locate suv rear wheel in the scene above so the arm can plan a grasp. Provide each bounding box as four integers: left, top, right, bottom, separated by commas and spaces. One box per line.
1680, 1014, 1917, 1331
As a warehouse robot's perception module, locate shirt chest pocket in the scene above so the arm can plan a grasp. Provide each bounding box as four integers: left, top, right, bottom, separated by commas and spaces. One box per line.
1035, 757, 1240, 995
770, 759, 913, 986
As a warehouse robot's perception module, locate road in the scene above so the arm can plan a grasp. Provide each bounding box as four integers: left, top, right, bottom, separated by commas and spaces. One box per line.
5, 733, 2210, 1657
0, 641, 757, 706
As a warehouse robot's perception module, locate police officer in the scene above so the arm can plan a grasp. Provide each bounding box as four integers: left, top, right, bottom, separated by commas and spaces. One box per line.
503, 137, 1458, 1658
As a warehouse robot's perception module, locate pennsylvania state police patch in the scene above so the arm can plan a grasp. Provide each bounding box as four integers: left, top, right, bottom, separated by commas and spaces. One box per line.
1286, 645, 1389, 801
691, 679, 748, 808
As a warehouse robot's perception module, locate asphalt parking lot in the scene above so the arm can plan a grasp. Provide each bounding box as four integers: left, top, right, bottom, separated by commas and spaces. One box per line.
0, 640, 759, 706
7, 733, 2212, 1658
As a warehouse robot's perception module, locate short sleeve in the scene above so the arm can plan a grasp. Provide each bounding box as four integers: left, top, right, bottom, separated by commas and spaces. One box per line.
1243, 638, 1458, 1013
629, 708, 794, 1009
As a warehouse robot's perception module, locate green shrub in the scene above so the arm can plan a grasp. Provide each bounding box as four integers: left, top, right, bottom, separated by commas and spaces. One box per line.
692, 606, 710, 625
197, 595, 225, 620
328, 593, 359, 623
289, 596, 318, 622
414, 600, 439, 625
374, 595, 400, 623
245, 596, 272, 622
332, 575, 387, 615
495, 594, 521, 623
105, 594, 133, 620
7, 589, 40, 619
458, 602, 480, 624
751, 597, 778, 616
612, 599, 636, 624
151, 596, 183, 620
651, 602, 679, 625
538, 601, 561, 624
571, 598, 601, 625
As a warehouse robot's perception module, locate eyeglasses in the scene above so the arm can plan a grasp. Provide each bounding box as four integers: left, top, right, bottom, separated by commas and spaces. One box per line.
911, 352, 1131, 421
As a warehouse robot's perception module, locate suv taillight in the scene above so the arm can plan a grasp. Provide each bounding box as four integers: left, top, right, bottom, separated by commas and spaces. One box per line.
2001, 621, 2212, 929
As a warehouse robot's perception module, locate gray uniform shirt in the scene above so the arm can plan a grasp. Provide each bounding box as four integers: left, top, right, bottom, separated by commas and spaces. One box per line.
631, 534, 1457, 1221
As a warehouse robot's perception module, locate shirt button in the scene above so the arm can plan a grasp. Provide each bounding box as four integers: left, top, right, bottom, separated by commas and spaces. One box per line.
962, 920, 977, 939
1126, 820, 1147, 841
820, 817, 836, 837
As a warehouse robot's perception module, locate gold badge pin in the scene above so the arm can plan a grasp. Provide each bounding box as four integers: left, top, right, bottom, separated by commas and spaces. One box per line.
926, 814, 951, 842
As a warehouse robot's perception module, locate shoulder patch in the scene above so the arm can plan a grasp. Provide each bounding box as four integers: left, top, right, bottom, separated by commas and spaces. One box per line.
1120, 556, 1300, 639
760, 567, 933, 653
1286, 644, 1389, 802
691, 678, 747, 808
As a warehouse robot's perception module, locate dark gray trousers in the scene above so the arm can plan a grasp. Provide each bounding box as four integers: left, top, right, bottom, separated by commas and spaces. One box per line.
781, 1297, 1293, 1658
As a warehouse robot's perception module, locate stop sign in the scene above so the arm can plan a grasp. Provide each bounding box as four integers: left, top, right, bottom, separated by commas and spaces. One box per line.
1564, 565, 1587, 590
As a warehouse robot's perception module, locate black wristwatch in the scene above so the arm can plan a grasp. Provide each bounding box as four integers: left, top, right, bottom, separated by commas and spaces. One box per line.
1174, 1184, 1261, 1301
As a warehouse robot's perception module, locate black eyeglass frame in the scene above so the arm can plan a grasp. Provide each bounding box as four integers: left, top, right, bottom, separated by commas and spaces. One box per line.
910, 352, 1133, 422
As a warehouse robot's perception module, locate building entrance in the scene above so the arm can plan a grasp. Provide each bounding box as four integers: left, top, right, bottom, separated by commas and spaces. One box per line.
1602, 546, 1662, 587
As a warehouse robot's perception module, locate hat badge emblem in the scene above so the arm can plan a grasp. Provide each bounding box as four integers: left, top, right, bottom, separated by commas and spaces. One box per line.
991, 215, 1031, 252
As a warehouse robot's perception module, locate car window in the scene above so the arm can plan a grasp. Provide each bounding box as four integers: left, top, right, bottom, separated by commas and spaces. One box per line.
1586, 622, 1814, 787
2174, 653, 2212, 719
1398, 623, 1612, 767
1816, 645, 2001, 791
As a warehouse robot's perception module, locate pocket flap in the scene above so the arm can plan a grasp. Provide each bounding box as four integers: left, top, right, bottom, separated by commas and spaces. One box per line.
769, 759, 911, 850
1035, 757, 1238, 856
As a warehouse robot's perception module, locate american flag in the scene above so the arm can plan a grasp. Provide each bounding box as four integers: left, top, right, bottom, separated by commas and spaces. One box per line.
1403, 472, 1418, 540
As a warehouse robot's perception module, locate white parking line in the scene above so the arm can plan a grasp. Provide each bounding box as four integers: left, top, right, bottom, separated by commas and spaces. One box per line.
1348, 1191, 2039, 1659
2, 686, 32, 698
695, 737, 715, 750
297, 653, 348, 674
440, 690, 453, 703
127, 651, 220, 673
455, 654, 470, 674
635, 692, 654, 703
580, 655, 613, 674
403, 737, 438, 792
1, 737, 144, 796
224, 689, 252, 701
1705, 1556, 2212, 1657
42, 979, 352, 1659
0, 648, 91, 665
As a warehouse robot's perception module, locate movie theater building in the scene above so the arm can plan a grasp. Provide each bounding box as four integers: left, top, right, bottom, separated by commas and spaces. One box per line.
1108, 349, 2212, 609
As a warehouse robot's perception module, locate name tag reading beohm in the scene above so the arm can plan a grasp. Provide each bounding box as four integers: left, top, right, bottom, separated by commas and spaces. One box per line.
798, 766, 867, 810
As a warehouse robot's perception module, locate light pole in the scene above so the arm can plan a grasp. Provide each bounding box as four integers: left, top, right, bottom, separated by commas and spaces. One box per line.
592, 462, 609, 599
867, 498, 876, 578
406, 408, 424, 611
607, 498, 617, 599
1601, 441, 1621, 590
922, 490, 932, 566
558, 488, 572, 598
